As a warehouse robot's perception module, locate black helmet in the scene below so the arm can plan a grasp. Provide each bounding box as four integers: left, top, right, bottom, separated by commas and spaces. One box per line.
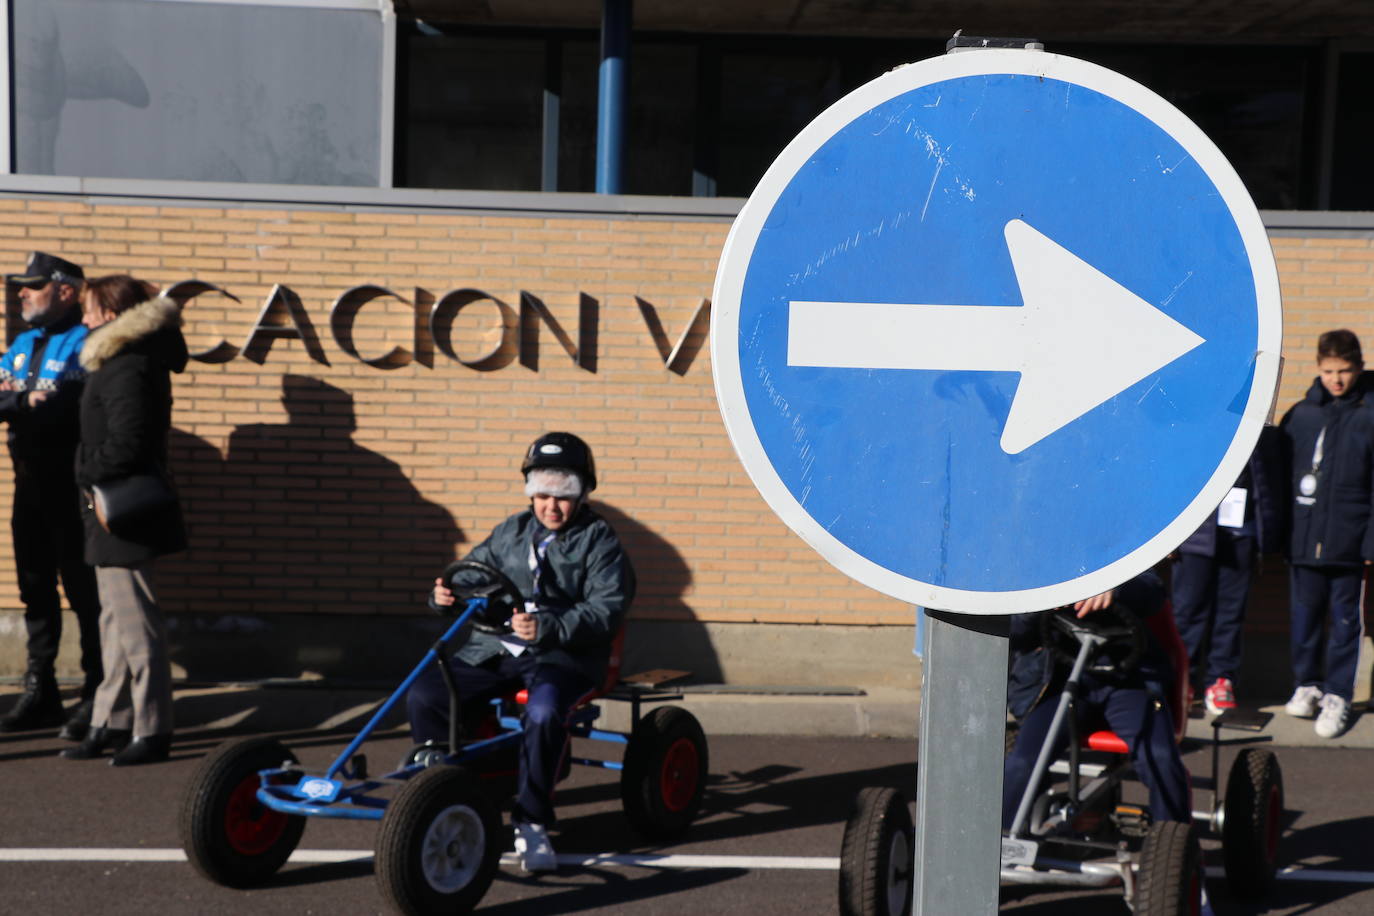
521, 432, 597, 492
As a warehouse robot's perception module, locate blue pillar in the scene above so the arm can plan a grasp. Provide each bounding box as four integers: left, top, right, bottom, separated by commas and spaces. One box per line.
596, 0, 631, 194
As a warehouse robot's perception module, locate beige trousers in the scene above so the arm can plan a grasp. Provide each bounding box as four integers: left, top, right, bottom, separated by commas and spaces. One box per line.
91, 565, 173, 737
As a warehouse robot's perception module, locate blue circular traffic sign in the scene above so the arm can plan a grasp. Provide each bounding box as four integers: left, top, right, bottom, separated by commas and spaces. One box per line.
711, 49, 1282, 614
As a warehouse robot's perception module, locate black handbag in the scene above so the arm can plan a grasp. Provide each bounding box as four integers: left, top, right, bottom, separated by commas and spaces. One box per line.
91, 473, 177, 536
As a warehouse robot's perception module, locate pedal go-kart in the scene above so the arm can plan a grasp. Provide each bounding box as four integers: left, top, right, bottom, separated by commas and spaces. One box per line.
179, 559, 709, 914
839, 603, 1283, 916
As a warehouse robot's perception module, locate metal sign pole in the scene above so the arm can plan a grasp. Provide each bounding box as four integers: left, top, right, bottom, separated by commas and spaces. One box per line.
912, 609, 1009, 915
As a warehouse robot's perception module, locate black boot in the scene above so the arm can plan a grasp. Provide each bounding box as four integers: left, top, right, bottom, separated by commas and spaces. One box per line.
110, 733, 172, 767
59, 726, 132, 760
0, 665, 64, 732
59, 697, 95, 742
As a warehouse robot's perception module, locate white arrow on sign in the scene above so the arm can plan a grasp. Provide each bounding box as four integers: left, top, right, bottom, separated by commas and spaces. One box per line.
787, 218, 1206, 454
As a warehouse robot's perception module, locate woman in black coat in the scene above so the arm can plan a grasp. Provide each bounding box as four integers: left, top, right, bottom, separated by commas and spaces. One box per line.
60, 275, 187, 766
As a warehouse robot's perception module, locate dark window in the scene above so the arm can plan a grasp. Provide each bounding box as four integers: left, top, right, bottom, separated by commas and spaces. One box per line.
553, 38, 698, 195
1331, 53, 1374, 211
1064, 44, 1314, 210
394, 28, 1356, 211
555, 39, 598, 193
715, 51, 847, 198
399, 31, 546, 191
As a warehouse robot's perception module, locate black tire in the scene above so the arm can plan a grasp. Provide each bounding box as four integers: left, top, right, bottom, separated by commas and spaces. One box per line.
1135, 820, 1204, 916
838, 787, 913, 916
1221, 747, 1284, 899
620, 706, 708, 840
375, 765, 502, 916
179, 737, 306, 888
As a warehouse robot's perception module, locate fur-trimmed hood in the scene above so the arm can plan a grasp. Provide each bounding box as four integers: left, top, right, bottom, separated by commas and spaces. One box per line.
80, 296, 187, 373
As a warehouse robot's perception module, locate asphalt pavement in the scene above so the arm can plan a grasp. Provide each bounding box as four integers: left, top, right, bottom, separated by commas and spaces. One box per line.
4, 676, 1372, 747
3, 680, 1374, 915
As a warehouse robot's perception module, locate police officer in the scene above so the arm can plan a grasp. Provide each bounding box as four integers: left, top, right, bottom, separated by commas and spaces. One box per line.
0, 252, 102, 739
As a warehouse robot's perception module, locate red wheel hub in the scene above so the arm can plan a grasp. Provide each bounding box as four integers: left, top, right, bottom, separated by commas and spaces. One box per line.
225, 774, 289, 855
1264, 783, 1282, 862
658, 737, 700, 812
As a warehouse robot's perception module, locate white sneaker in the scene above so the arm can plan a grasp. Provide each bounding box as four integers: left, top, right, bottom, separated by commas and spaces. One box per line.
513, 822, 557, 873
1285, 684, 1322, 718
1315, 693, 1351, 739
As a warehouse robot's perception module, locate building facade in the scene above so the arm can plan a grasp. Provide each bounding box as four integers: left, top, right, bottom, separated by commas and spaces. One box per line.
2, 0, 1372, 696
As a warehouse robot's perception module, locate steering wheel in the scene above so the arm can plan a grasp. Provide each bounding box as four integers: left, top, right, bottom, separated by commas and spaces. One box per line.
1038, 603, 1146, 675
438, 559, 526, 634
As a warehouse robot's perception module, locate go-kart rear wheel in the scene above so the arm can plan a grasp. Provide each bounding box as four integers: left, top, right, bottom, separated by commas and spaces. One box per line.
620, 705, 708, 840
375, 764, 502, 916
1135, 820, 1204, 916
1221, 747, 1284, 898
179, 737, 306, 887
838, 787, 913, 916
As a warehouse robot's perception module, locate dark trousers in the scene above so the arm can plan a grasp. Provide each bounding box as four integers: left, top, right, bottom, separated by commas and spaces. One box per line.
1170, 534, 1255, 686
1290, 564, 1365, 702
406, 651, 595, 826
1003, 678, 1191, 830
11, 470, 101, 692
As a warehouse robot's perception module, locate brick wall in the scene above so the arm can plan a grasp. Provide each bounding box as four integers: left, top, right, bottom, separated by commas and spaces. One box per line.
0, 195, 907, 628
0, 195, 1370, 633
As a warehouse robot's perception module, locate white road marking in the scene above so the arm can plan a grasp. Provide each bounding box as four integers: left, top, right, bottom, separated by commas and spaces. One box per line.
2, 849, 1372, 884
0, 849, 837, 870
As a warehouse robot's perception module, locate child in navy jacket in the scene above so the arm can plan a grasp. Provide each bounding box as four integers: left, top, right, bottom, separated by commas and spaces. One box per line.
1279, 329, 1374, 739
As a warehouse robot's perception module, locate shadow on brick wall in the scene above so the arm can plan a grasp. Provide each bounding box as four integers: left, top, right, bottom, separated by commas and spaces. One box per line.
591, 501, 723, 682
159, 374, 465, 681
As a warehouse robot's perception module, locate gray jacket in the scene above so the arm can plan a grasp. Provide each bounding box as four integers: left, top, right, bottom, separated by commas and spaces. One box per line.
441, 506, 635, 686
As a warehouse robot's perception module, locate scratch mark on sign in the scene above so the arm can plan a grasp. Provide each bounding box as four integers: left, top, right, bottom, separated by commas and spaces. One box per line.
1156, 154, 1189, 174
1160, 270, 1195, 308
872, 103, 913, 136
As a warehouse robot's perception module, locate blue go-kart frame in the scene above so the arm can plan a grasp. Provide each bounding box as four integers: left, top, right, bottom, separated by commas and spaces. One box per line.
179, 560, 709, 915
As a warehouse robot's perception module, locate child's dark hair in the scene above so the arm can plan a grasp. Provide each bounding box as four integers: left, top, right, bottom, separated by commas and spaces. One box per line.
1318, 329, 1363, 366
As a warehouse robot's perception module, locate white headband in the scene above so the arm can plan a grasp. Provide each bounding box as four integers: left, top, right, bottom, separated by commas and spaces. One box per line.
525, 467, 583, 499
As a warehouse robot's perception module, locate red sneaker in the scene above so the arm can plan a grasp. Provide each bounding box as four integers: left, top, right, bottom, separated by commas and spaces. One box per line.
1204, 677, 1236, 716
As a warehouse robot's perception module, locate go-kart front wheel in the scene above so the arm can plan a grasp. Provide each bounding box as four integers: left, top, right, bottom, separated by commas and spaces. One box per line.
1221, 747, 1284, 898
374, 764, 502, 916
620, 705, 708, 840
838, 786, 913, 916
178, 737, 306, 887
1135, 820, 1204, 916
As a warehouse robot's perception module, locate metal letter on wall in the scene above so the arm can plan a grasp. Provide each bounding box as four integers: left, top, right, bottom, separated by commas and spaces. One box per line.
329, 284, 409, 368
635, 296, 711, 375
241, 284, 329, 365
519, 291, 597, 372
429, 288, 516, 371
163, 279, 240, 363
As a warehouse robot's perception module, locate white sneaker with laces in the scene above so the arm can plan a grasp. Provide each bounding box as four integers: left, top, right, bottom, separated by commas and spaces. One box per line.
1284, 684, 1322, 718
1315, 693, 1351, 739
514, 822, 557, 873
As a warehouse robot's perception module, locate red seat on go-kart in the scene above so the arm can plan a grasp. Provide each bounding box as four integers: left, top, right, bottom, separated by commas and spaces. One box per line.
513, 624, 626, 707
1083, 602, 1192, 754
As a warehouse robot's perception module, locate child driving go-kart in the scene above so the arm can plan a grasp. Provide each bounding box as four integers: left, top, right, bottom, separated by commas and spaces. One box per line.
406, 431, 635, 873
1004, 571, 1191, 834
180, 430, 709, 916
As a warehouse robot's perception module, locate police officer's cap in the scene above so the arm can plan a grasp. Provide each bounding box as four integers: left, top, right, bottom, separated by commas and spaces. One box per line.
8, 251, 84, 289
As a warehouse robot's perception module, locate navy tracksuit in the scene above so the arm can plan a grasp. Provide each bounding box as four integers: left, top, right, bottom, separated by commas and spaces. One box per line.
407, 652, 594, 826
1003, 572, 1191, 829
1280, 376, 1374, 702
1169, 425, 1284, 689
